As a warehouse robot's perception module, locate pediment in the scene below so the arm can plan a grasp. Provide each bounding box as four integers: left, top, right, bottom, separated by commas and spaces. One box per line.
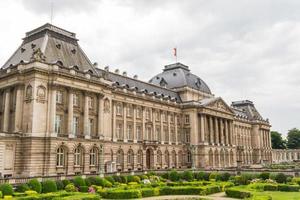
202, 98, 234, 114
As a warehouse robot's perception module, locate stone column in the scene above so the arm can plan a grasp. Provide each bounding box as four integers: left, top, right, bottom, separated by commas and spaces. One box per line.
2, 89, 10, 132
84, 93, 90, 139
220, 119, 224, 145
67, 90, 74, 137
200, 114, 205, 143
168, 113, 171, 144
133, 106, 137, 143
175, 114, 178, 144
97, 96, 103, 139
214, 117, 219, 145
225, 120, 229, 145
209, 116, 214, 144
112, 102, 117, 141
160, 112, 164, 144
49, 86, 57, 136
142, 107, 146, 141
14, 86, 23, 133
123, 103, 127, 142
153, 109, 156, 141
268, 131, 272, 148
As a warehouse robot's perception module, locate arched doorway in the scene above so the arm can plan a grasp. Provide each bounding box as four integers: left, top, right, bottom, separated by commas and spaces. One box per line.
146, 148, 154, 169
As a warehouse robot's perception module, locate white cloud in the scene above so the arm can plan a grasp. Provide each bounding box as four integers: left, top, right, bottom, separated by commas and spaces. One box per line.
0, 0, 299, 135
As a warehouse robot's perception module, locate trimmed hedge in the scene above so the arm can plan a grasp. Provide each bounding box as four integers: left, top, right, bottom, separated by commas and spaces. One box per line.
169, 170, 180, 182
101, 189, 142, 199
28, 179, 42, 193
278, 184, 300, 192
0, 184, 13, 196
79, 186, 89, 192
204, 185, 221, 195
17, 191, 72, 200
42, 180, 57, 193
55, 180, 64, 190
160, 186, 205, 195
263, 184, 278, 191
65, 184, 77, 192
72, 177, 86, 187
141, 188, 160, 197
181, 171, 194, 181
225, 188, 252, 199
16, 183, 30, 193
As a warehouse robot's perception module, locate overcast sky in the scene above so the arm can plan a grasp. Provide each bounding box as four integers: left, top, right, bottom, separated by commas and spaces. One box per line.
0, 0, 299, 136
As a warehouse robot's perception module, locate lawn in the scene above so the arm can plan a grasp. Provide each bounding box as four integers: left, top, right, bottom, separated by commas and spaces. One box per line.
253, 191, 300, 200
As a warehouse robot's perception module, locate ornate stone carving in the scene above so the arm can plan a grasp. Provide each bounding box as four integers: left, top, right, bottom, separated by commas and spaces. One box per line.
104, 98, 110, 113
30, 48, 46, 62
36, 85, 46, 103
25, 84, 33, 103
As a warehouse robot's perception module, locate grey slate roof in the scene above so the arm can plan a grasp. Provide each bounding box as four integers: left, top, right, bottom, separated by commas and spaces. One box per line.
149, 63, 212, 94
2, 23, 97, 73
231, 100, 264, 120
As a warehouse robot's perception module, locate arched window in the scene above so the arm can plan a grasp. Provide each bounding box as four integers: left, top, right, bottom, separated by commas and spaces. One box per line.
74, 146, 83, 166
26, 85, 33, 99
116, 149, 124, 165
137, 150, 143, 164
178, 151, 183, 166
157, 150, 162, 166
187, 151, 192, 163
165, 150, 170, 167
127, 149, 134, 166
90, 147, 98, 166
56, 146, 65, 167
172, 150, 176, 165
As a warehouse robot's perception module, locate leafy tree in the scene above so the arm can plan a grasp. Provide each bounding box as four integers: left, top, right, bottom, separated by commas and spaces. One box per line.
287, 128, 300, 149
271, 131, 286, 149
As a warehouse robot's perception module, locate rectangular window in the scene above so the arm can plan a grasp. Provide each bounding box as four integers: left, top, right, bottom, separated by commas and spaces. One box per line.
146, 109, 151, 120
164, 113, 168, 122
155, 111, 160, 121
156, 127, 161, 141
116, 123, 123, 139
127, 106, 133, 117
73, 117, 79, 135
164, 128, 169, 142
185, 129, 190, 143
88, 97, 93, 109
116, 104, 123, 115
127, 124, 133, 140
73, 94, 79, 106
136, 126, 142, 141
136, 108, 142, 118
185, 114, 190, 124
55, 115, 62, 134
56, 91, 63, 104
89, 118, 93, 136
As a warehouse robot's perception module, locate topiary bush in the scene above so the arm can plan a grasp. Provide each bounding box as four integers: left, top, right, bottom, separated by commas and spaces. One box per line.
0, 184, 13, 196
181, 171, 194, 181
28, 179, 42, 193
141, 188, 159, 197
225, 188, 252, 198
62, 179, 71, 188
209, 172, 221, 181
220, 172, 231, 181
112, 175, 122, 183
72, 176, 86, 188
65, 183, 77, 192
263, 184, 278, 191
259, 172, 270, 180
160, 186, 205, 195
102, 189, 142, 199
275, 173, 287, 183
16, 183, 30, 193
104, 176, 115, 184
79, 186, 89, 192
120, 176, 127, 184
278, 184, 300, 192
56, 180, 64, 190
169, 170, 180, 182
42, 180, 57, 193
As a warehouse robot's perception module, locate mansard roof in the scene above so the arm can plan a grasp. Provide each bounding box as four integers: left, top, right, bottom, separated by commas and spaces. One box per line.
2, 23, 97, 73
231, 100, 267, 122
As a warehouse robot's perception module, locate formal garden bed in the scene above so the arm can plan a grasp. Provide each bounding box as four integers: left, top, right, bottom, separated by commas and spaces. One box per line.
0, 171, 300, 199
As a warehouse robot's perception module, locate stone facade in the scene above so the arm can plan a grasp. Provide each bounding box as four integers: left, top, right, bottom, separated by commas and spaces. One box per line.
0, 24, 272, 178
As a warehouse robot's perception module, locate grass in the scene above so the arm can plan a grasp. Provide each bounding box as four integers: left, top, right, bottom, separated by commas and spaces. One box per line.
252, 191, 300, 200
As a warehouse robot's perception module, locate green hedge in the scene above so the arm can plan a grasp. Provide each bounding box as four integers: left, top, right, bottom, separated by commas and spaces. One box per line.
42, 180, 57, 193
79, 186, 89, 192
278, 184, 300, 192
53, 194, 100, 200
16, 183, 30, 193
101, 189, 142, 199
72, 177, 86, 187
251, 195, 272, 200
28, 179, 42, 193
160, 186, 205, 195
0, 183, 13, 196
204, 185, 221, 195
225, 188, 252, 199
263, 184, 278, 191
141, 188, 160, 197
16, 191, 72, 200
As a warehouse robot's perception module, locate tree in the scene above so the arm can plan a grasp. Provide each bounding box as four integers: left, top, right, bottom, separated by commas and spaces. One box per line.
271, 131, 286, 149
286, 128, 300, 149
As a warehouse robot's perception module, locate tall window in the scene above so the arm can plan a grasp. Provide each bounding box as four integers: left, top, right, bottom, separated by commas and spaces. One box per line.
146, 109, 151, 120
171, 128, 176, 143
88, 97, 93, 109
155, 111, 160, 121
164, 127, 169, 142
157, 150, 162, 166
55, 115, 62, 134
136, 107, 142, 118
117, 123, 123, 139
187, 151, 192, 163
73, 94, 79, 106
146, 127, 152, 140
127, 105, 133, 117
56, 91, 63, 104
127, 124, 133, 140
170, 114, 174, 123
89, 147, 98, 166
116, 150, 124, 165
73, 117, 79, 135
89, 119, 93, 136
164, 112, 168, 122
127, 150, 134, 166
56, 147, 65, 167
136, 126, 142, 141
74, 147, 83, 166
116, 103, 123, 115
185, 114, 190, 124
156, 127, 161, 142
165, 150, 170, 166
185, 129, 190, 143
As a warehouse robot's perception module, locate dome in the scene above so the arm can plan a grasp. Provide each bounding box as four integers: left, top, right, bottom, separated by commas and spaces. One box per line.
149, 63, 212, 94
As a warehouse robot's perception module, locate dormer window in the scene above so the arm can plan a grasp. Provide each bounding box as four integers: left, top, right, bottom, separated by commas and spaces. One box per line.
160, 78, 168, 87
195, 78, 201, 88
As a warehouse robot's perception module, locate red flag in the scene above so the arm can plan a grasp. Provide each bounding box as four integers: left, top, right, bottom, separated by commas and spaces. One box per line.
173, 48, 177, 57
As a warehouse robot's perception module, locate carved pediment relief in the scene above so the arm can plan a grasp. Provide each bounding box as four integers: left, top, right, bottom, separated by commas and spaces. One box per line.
206, 98, 234, 114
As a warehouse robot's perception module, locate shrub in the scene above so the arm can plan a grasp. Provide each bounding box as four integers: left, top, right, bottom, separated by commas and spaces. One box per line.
181, 171, 194, 181
112, 175, 122, 183
120, 176, 127, 184
0, 191, 2, 198
220, 172, 231, 181
79, 186, 89, 192
104, 176, 115, 184
141, 188, 159, 197
102, 179, 112, 188
196, 171, 207, 181
62, 179, 71, 188
204, 185, 221, 195
25, 190, 38, 195
292, 177, 300, 185
102, 189, 142, 199
140, 175, 148, 180
160, 186, 205, 195
28, 179, 42, 193
72, 176, 86, 187
234, 175, 248, 185
209, 172, 221, 181
278, 184, 300, 192
85, 177, 92, 187
259, 172, 270, 180
16, 183, 30, 192
274, 173, 287, 183
263, 184, 278, 191
42, 180, 57, 193
225, 188, 252, 198
169, 170, 180, 182
56, 180, 64, 190
65, 183, 77, 192
0, 184, 13, 196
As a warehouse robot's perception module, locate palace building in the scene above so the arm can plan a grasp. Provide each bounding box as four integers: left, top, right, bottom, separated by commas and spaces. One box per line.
0, 24, 272, 178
